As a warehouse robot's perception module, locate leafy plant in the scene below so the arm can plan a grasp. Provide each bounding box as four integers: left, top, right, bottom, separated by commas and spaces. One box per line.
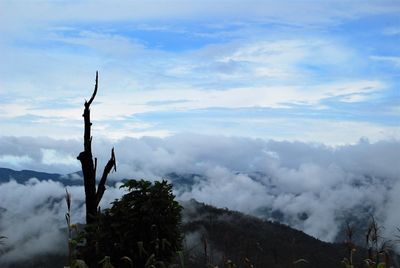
84, 179, 183, 267
342, 217, 393, 268
65, 188, 73, 266
65, 188, 88, 268
342, 222, 356, 268
364, 217, 390, 268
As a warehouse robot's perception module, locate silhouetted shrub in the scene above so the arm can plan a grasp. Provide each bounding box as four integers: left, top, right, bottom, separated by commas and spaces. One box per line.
89, 179, 182, 267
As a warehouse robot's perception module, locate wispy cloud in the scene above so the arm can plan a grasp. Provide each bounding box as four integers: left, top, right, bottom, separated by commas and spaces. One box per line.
0, 1, 399, 142
383, 26, 400, 36
370, 55, 400, 67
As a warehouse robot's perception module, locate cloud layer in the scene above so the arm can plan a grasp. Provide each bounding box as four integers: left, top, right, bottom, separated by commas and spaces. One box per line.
0, 178, 124, 264
0, 134, 399, 264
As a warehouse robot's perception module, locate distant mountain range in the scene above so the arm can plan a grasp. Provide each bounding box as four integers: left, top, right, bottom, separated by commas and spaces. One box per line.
0, 168, 198, 188
0, 167, 83, 186
0, 167, 376, 245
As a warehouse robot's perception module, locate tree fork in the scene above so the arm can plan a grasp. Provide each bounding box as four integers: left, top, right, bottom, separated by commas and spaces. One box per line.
77, 71, 116, 225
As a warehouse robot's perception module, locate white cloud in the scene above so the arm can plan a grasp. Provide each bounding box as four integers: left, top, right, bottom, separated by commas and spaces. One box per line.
278, 120, 399, 145
0, 134, 399, 262
48, 30, 149, 58
0, 155, 33, 167
370, 55, 400, 67
383, 27, 400, 36
1, 1, 399, 33
1, 79, 386, 122
41, 149, 77, 166
0, 179, 125, 264
0, 4, 396, 144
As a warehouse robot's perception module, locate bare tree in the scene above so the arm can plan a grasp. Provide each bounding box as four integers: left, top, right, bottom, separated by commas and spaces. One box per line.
77, 71, 116, 225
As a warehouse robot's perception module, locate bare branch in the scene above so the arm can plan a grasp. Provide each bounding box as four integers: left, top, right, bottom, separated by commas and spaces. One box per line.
77, 71, 99, 225
86, 71, 98, 108
94, 157, 97, 180
113, 148, 117, 172
95, 147, 116, 206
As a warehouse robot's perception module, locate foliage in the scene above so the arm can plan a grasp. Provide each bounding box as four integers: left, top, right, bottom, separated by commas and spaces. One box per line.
342, 218, 393, 268
363, 217, 391, 268
65, 188, 89, 268
87, 179, 183, 267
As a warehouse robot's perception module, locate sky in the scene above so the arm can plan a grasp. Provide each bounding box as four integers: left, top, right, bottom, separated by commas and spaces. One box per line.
0, 1, 400, 260
0, 0, 399, 144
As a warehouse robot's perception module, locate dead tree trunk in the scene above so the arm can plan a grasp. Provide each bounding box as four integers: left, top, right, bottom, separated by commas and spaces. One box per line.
77, 71, 116, 225
77, 72, 116, 267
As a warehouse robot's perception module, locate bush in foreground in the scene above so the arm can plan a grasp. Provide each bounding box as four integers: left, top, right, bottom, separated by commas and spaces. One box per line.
85, 179, 182, 267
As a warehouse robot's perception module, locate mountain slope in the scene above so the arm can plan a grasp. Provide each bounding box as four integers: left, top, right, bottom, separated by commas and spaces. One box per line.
181, 199, 361, 268
0, 167, 61, 182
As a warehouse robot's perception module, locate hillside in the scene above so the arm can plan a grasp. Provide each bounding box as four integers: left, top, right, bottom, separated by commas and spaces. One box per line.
181, 199, 362, 268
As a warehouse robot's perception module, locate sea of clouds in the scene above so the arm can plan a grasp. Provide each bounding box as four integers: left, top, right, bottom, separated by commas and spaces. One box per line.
0, 134, 399, 263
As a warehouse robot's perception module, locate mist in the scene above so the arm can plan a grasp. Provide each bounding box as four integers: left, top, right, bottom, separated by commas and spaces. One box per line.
0, 178, 125, 264
0, 134, 399, 263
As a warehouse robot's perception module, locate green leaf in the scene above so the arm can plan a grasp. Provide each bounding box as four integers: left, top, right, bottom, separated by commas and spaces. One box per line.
177, 251, 185, 268
120, 256, 133, 268
71, 259, 89, 268
145, 254, 156, 267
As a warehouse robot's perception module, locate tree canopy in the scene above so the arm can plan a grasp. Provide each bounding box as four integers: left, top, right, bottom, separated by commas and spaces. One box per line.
92, 179, 182, 267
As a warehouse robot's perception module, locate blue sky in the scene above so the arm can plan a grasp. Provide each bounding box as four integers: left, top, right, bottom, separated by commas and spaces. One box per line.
0, 0, 399, 144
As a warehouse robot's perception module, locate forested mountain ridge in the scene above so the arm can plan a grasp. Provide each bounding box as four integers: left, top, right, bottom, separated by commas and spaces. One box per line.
0, 167, 82, 186
181, 199, 361, 268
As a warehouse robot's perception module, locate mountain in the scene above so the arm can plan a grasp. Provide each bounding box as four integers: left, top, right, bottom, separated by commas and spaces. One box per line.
181, 199, 365, 268
0, 167, 83, 186
0, 167, 62, 182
